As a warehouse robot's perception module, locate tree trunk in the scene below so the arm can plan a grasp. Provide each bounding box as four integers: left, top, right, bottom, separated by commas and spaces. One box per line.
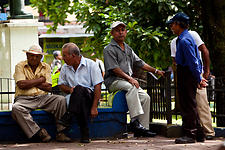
201, 0, 225, 126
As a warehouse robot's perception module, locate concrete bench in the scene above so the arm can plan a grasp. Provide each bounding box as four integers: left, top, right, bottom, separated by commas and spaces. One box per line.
0, 91, 128, 142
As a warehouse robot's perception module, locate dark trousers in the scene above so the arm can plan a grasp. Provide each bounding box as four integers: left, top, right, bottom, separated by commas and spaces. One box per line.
177, 65, 204, 139
68, 85, 94, 129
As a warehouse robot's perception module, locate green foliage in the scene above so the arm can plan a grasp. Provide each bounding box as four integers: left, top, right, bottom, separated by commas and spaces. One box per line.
31, 0, 202, 69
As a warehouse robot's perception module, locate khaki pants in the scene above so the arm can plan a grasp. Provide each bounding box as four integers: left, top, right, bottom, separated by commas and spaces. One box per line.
11, 95, 67, 138
196, 88, 215, 136
174, 64, 214, 136
109, 80, 150, 129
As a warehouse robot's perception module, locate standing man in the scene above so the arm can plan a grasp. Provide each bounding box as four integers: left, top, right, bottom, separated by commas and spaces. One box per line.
51, 50, 62, 74
167, 12, 208, 144
103, 21, 164, 137
12, 45, 71, 142
170, 31, 215, 140
51, 50, 63, 95
58, 43, 103, 143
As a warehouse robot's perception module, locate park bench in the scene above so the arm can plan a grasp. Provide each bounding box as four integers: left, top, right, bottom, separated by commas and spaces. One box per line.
0, 91, 128, 142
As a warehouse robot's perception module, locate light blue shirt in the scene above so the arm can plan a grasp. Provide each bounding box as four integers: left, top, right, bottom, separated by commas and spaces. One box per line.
58, 56, 104, 104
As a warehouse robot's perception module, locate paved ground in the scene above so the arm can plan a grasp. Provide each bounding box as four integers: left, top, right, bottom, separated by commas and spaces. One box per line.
0, 136, 224, 150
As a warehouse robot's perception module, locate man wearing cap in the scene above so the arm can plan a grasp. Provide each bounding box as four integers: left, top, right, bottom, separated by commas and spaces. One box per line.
11, 45, 71, 142
166, 12, 208, 144
170, 31, 215, 140
103, 21, 164, 137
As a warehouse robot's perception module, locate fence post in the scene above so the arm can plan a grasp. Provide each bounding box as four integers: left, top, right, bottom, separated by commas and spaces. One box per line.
165, 71, 172, 125
215, 77, 225, 126
147, 72, 154, 123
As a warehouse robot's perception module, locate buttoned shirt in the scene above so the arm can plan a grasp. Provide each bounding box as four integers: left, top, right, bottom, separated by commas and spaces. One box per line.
14, 60, 51, 97
103, 39, 145, 88
58, 56, 103, 103
175, 29, 202, 83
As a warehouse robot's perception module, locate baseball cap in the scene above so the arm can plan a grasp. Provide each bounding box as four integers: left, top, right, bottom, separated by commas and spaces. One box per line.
166, 12, 189, 25
111, 21, 126, 29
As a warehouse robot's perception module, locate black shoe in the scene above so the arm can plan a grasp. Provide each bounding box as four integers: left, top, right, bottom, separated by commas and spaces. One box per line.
80, 127, 90, 143
175, 136, 196, 144
58, 111, 74, 127
196, 127, 205, 142
130, 119, 156, 137
196, 137, 205, 142
134, 130, 156, 137
80, 139, 91, 143
205, 135, 214, 140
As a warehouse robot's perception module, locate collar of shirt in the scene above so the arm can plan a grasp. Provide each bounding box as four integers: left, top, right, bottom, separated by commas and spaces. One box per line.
178, 29, 188, 41
111, 39, 128, 52
64, 56, 86, 72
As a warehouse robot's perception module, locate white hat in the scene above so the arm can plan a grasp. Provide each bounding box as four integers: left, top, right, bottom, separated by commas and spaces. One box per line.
111, 21, 126, 29
22, 45, 48, 55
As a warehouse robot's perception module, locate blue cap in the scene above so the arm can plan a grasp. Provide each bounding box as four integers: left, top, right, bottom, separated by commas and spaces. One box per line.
166, 12, 189, 25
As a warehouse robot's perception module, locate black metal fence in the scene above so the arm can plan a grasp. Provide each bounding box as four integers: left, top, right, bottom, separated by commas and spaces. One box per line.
147, 71, 172, 124
0, 78, 15, 110
207, 76, 225, 126
147, 72, 225, 127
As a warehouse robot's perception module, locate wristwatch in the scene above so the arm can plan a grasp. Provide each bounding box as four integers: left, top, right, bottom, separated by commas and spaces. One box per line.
154, 69, 158, 74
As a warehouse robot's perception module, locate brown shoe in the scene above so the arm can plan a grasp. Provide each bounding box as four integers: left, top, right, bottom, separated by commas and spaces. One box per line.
56, 132, 72, 142
38, 128, 51, 142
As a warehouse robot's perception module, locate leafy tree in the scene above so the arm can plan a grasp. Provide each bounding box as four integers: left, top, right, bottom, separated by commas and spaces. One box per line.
31, 0, 179, 69
30, 0, 224, 72
200, 0, 225, 126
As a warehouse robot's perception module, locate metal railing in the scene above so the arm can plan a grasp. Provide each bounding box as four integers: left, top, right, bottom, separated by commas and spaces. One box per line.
147, 72, 225, 127
207, 76, 225, 126
0, 78, 15, 110
147, 71, 172, 124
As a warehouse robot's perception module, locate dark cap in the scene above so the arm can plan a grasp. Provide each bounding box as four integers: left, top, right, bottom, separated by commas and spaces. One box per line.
166, 12, 189, 25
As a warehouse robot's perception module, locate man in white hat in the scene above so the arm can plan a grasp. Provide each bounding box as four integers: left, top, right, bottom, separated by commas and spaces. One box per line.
103, 21, 164, 137
11, 45, 71, 142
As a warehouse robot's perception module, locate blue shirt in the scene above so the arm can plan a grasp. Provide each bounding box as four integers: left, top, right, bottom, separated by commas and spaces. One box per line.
58, 56, 104, 104
175, 29, 202, 83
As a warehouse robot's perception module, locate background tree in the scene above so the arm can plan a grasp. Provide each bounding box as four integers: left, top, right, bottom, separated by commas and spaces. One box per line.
31, 0, 179, 69
30, 0, 222, 70
200, 0, 225, 126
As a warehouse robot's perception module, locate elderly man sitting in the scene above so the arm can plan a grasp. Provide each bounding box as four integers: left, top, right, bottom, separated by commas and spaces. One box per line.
11, 45, 71, 142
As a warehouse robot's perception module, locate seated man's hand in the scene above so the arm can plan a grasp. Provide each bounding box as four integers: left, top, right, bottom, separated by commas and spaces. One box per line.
39, 76, 46, 83
157, 70, 165, 77
70, 86, 75, 94
128, 77, 139, 88
90, 106, 98, 118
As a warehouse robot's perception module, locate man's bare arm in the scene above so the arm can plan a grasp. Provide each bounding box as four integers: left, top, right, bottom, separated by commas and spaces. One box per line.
90, 83, 102, 118
36, 82, 52, 92
17, 77, 46, 89
198, 44, 210, 79
59, 84, 74, 94
141, 64, 165, 76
